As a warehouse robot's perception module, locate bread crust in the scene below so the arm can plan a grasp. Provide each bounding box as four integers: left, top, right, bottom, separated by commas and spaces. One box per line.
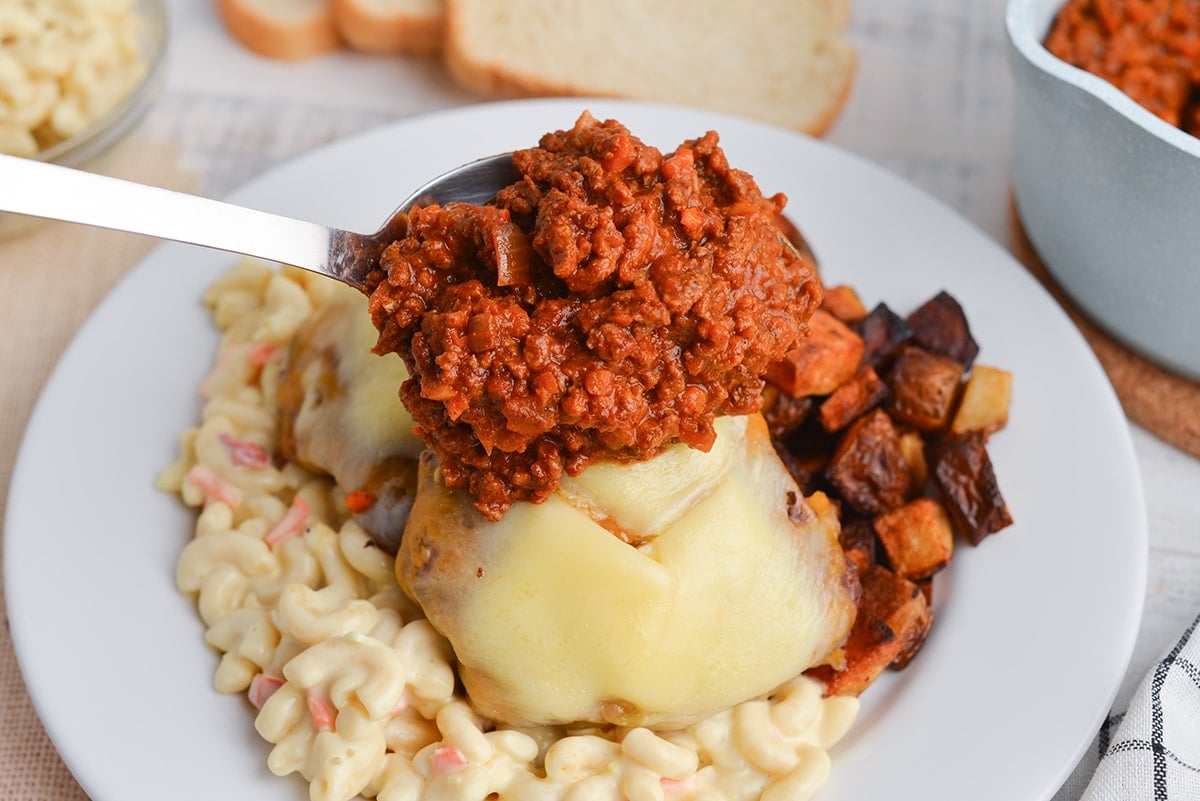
805, 50, 858, 137
216, 0, 342, 61
442, 0, 857, 136
333, 0, 444, 55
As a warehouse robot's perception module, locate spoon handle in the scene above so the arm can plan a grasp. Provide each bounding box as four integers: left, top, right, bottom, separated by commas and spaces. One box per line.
0, 153, 333, 273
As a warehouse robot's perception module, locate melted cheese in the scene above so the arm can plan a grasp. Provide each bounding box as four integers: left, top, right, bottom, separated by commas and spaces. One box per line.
287, 285, 424, 488
401, 414, 856, 728
557, 416, 744, 538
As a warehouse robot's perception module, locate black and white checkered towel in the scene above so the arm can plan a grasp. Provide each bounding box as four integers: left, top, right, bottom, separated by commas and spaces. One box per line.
1054, 613, 1200, 801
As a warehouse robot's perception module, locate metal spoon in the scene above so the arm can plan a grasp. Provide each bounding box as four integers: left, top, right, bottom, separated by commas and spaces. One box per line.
0, 151, 520, 289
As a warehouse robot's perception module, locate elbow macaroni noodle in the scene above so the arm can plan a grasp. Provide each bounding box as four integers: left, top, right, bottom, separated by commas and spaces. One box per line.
160, 259, 860, 801
0, 0, 148, 156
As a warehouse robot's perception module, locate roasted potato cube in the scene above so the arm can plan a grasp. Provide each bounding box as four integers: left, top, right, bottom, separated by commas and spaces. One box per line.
853, 302, 913, 368
774, 419, 838, 496
897, 428, 929, 488
761, 383, 815, 438
817, 364, 888, 432
887, 346, 964, 432
907, 290, 979, 369
872, 497, 954, 580
916, 578, 933, 606
766, 309, 865, 398
950, 365, 1013, 436
839, 516, 878, 576
807, 563, 933, 695
773, 438, 827, 496
890, 584, 933, 670
826, 408, 914, 516
933, 433, 1013, 545
820, 284, 869, 324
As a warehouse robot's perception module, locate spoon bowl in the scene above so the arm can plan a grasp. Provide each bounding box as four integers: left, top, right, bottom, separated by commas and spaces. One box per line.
0, 151, 521, 289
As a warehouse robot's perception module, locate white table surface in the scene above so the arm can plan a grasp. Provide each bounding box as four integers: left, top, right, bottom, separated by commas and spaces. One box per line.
144, 0, 1200, 782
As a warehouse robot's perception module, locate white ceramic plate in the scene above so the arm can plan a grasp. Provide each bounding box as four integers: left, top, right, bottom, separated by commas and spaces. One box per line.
5, 99, 1146, 801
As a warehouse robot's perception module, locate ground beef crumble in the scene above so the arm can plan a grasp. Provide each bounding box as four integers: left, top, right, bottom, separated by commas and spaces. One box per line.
1045, 0, 1200, 135
365, 112, 822, 520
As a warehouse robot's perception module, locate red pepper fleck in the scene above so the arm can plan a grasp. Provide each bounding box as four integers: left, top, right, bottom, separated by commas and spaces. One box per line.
344, 490, 377, 513
220, 432, 271, 469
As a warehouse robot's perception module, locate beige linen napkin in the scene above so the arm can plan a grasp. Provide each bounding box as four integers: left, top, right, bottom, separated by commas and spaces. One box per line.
0, 140, 197, 801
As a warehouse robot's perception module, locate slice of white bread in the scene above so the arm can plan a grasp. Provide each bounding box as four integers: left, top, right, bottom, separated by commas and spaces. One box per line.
333, 0, 445, 55
443, 0, 856, 136
217, 0, 343, 60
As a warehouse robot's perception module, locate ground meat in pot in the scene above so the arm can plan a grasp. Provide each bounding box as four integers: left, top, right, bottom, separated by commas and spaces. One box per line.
1045, 0, 1200, 136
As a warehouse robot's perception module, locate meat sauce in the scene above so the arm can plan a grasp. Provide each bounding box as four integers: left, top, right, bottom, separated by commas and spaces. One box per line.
1045, 0, 1200, 135
366, 112, 821, 520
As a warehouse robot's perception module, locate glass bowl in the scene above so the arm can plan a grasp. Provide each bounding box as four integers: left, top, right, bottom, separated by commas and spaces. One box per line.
1, 0, 169, 237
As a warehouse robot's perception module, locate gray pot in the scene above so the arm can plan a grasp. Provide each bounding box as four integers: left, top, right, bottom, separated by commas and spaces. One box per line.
1007, 0, 1200, 380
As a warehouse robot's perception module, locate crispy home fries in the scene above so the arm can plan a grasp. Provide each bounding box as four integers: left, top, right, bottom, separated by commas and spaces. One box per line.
159, 113, 1012, 801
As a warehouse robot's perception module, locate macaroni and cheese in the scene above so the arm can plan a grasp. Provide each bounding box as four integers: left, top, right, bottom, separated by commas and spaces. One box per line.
0, 0, 147, 156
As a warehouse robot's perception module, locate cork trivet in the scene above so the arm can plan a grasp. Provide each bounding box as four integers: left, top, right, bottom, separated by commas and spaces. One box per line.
0, 137, 198, 801
1010, 204, 1200, 459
